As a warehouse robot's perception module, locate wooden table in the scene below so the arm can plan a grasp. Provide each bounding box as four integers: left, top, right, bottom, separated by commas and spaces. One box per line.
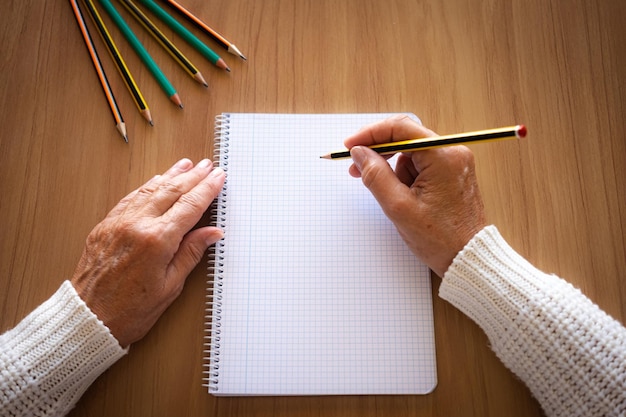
1, 1, 625, 416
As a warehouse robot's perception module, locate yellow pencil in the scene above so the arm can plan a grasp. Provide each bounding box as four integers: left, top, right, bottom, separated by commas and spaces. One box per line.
118, 0, 208, 87
320, 125, 527, 160
82, 0, 154, 125
70, 0, 127, 141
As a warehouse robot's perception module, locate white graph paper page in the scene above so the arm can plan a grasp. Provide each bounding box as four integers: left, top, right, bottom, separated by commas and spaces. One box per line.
207, 113, 436, 396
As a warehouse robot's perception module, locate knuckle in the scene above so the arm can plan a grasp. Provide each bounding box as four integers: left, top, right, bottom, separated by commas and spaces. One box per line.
359, 162, 380, 189
136, 183, 158, 199
159, 180, 185, 197
389, 114, 411, 124
384, 194, 413, 219
140, 228, 165, 246
177, 191, 207, 213
116, 221, 165, 249
451, 145, 476, 166
203, 178, 224, 200
184, 240, 206, 263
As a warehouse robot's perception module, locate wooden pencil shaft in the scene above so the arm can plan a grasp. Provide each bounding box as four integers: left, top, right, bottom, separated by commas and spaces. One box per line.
70, 0, 122, 123
326, 126, 523, 159
118, 0, 198, 76
165, 0, 227, 46
163, 0, 246, 60
70, 0, 127, 141
83, 0, 148, 111
138, 0, 221, 65
98, 0, 177, 97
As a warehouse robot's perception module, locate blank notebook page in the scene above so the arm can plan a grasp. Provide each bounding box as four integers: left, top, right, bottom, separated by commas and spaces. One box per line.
206, 113, 437, 396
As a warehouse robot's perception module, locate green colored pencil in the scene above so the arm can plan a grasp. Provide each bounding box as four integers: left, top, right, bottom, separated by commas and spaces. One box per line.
137, 0, 231, 72
98, 0, 183, 107
118, 0, 208, 87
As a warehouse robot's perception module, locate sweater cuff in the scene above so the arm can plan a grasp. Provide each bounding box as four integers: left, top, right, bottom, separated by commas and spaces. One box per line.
0, 280, 127, 416
439, 225, 549, 339
439, 225, 626, 417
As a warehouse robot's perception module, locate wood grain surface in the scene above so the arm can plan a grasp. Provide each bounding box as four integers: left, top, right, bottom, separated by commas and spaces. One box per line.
1, 0, 624, 416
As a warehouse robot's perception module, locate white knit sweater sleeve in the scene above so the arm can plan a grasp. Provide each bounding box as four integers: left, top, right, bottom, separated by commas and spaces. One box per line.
0, 280, 127, 417
439, 225, 626, 417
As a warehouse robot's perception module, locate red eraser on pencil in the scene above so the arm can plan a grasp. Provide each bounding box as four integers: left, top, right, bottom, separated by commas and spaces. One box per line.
517, 125, 527, 138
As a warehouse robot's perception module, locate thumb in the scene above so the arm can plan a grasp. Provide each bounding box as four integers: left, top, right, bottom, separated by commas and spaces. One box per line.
166, 227, 224, 287
350, 146, 407, 216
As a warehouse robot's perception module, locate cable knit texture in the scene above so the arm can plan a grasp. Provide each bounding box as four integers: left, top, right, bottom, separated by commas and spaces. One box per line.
440, 225, 626, 417
0, 281, 127, 417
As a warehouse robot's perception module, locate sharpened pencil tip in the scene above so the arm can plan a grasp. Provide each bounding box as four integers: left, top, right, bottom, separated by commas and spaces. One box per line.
216, 58, 231, 72
195, 72, 208, 88
228, 44, 247, 61
141, 109, 153, 126
170, 93, 183, 108
117, 122, 128, 142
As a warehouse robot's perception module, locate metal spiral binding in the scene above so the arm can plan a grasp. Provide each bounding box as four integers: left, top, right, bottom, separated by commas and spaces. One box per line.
203, 114, 230, 393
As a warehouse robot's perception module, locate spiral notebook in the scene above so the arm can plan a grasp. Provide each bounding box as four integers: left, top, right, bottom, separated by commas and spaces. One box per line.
205, 113, 437, 396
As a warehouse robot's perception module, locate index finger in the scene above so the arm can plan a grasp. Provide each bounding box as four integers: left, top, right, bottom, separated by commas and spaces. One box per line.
343, 114, 437, 148
128, 159, 214, 218
161, 167, 226, 235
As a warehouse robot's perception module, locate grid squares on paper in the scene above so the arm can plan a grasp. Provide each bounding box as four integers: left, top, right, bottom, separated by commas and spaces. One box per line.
208, 113, 436, 395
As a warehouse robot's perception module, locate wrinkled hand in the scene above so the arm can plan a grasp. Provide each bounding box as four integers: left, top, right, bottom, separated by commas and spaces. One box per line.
71, 159, 226, 347
345, 115, 486, 277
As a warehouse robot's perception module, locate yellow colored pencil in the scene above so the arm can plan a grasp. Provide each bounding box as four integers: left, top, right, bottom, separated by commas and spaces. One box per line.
70, 0, 127, 141
320, 125, 527, 160
82, 0, 154, 125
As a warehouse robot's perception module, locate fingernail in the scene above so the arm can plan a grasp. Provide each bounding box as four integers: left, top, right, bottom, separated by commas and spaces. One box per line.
175, 158, 192, 170
209, 167, 225, 178
197, 158, 212, 169
350, 147, 366, 171
206, 228, 224, 245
